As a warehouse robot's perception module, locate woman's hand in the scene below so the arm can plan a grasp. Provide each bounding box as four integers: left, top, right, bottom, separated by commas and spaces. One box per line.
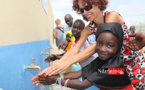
45, 60, 71, 76
123, 32, 145, 51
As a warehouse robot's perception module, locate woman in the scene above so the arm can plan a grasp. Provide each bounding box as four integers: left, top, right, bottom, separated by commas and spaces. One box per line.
32, 0, 145, 89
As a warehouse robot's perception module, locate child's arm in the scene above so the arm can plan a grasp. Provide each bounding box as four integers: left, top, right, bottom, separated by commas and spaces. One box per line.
45, 53, 65, 63
37, 70, 92, 89
36, 70, 82, 85
64, 70, 82, 79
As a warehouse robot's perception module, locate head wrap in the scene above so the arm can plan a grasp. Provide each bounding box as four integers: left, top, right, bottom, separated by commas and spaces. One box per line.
66, 31, 75, 41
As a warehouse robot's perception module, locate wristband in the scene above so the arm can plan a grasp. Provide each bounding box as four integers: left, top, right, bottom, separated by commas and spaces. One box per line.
64, 79, 69, 87
55, 77, 59, 85
58, 78, 62, 87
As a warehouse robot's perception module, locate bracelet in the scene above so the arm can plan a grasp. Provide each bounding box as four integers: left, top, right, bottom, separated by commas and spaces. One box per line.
59, 73, 64, 79
58, 78, 62, 87
62, 73, 64, 79
55, 77, 59, 85
64, 79, 69, 87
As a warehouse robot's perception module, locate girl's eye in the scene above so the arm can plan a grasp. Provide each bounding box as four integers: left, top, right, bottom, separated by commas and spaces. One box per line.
107, 44, 113, 48
97, 42, 102, 46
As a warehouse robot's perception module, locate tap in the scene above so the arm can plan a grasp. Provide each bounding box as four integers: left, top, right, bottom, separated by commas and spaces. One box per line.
25, 58, 41, 71
41, 49, 49, 55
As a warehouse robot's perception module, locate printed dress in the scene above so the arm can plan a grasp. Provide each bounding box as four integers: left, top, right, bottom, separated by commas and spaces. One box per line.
89, 12, 145, 90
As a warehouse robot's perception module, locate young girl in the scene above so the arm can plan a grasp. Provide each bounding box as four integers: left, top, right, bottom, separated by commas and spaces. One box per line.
32, 0, 145, 89
36, 23, 134, 90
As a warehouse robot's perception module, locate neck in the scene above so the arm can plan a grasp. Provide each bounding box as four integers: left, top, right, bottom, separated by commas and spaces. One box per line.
93, 11, 104, 27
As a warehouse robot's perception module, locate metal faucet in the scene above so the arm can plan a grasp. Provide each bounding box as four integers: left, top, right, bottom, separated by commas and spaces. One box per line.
25, 58, 41, 71
41, 49, 49, 55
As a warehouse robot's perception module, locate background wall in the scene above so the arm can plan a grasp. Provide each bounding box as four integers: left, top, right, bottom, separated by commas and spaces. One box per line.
0, 0, 54, 46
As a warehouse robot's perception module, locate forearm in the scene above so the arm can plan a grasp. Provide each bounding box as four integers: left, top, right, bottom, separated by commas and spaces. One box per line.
60, 79, 92, 90
53, 33, 58, 39
64, 70, 82, 79
67, 43, 96, 64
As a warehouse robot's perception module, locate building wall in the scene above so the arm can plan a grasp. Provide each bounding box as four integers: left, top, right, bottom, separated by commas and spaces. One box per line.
0, 0, 54, 46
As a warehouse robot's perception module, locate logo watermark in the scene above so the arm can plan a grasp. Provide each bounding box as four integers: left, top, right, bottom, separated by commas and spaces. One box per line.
97, 68, 124, 75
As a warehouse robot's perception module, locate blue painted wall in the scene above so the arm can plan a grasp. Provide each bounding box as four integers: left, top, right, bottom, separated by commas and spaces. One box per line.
0, 40, 50, 90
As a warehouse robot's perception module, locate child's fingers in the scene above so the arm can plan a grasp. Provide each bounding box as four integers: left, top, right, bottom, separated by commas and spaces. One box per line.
36, 81, 48, 85
31, 75, 39, 81
38, 77, 47, 81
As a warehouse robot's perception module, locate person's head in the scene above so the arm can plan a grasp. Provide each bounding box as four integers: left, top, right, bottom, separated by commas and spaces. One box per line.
72, 19, 85, 40
65, 14, 73, 27
95, 23, 123, 61
129, 25, 135, 34
73, 0, 108, 22
66, 33, 71, 42
55, 19, 61, 26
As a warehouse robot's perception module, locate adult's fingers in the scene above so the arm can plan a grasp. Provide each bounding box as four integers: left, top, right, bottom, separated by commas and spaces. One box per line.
45, 65, 61, 76
37, 67, 50, 76
46, 68, 62, 76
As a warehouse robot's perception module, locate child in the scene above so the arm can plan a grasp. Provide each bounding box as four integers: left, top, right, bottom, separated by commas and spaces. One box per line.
36, 23, 134, 90
45, 31, 73, 62
63, 32, 74, 51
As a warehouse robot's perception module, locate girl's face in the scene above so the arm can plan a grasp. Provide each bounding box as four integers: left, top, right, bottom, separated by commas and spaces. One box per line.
96, 32, 118, 60
78, 0, 101, 22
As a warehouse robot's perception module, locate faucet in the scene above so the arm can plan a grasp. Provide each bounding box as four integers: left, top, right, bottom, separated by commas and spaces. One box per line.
41, 49, 49, 55
25, 58, 41, 71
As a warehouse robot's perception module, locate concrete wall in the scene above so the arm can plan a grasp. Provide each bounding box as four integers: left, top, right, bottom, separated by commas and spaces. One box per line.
0, 0, 54, 46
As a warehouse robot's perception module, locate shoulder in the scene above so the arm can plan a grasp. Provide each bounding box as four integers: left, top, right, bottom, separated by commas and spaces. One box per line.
106, 11, 124, 24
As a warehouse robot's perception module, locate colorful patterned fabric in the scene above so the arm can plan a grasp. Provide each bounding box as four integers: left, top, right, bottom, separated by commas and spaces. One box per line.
89, 11, 145, 90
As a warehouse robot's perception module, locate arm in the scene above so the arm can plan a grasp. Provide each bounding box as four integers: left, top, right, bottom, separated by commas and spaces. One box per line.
53, 29, 58, 39
35, 70, 82, 85
58, 40, 68, 50
37, 70, 92, 90
45, 53, 66, 63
